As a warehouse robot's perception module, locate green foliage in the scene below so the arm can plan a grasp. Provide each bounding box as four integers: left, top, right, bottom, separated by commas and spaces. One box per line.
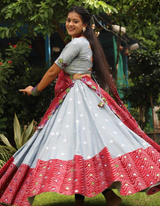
143, 123, 154, 133
13, 113, 34, 149
106, 0, 159, 27
104, 0, 160, 51
0, 39, 56, 138
0, 134, 17, 153
128, 50, 160, 97
0, 0, 117, 39
121, 50, 160, 129
0, 113, 34, 158
0, 113, 35, 167
0, 40, 31, 134
127, 21, 160, 52
68, 0, 117, 14
0, 147, 10, 168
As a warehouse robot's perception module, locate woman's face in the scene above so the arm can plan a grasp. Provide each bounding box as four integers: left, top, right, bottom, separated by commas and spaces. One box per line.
66, 12, 87, 38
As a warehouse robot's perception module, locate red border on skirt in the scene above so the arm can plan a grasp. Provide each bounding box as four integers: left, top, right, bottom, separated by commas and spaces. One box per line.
0, 146, 160, 206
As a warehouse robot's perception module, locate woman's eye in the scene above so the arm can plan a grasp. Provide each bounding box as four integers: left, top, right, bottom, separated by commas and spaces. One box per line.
66, 19, 79, 23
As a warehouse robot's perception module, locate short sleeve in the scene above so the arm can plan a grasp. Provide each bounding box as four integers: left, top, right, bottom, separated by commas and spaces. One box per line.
55, 38, 83, 69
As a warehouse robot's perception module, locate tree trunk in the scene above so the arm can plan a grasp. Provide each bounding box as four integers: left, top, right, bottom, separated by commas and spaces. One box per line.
115, 25, 122, 83
150, 93, 156, 142
138, 105, 142, 127
52, 18, 69, 45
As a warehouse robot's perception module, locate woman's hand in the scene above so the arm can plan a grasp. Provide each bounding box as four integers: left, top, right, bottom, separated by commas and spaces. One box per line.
19, 86, 33, 96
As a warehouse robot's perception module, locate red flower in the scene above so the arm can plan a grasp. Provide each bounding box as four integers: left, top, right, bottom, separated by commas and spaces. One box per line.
29, 45, 32, 48
8, 61, 12, 64
8, 42, 11, 45
12, 45, 17, 48
0, 62, 2, 65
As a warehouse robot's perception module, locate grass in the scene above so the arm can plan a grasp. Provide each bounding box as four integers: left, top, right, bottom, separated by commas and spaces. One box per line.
32, 190, 160, 206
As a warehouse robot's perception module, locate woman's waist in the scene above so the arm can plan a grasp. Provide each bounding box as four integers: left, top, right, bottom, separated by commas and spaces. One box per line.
73, 73, 91, 79
64, 66, 92, 76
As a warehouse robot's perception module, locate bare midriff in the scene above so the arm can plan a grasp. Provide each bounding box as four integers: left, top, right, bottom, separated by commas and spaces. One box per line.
73, 73, 91, 79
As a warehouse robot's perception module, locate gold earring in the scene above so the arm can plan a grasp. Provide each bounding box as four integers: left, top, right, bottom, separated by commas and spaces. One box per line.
82, 27, 86, 32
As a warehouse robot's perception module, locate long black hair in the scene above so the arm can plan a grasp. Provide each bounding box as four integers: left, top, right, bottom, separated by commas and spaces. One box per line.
68, 6, 114, 91
67, 6, 139, 132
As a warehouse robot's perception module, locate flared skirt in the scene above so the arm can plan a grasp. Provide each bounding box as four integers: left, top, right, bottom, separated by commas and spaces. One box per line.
0, 80, 160, 206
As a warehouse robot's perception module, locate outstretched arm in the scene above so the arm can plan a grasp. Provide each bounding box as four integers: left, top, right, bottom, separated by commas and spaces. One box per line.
19, 63, 61, 96
20, 38, 82, 96
36, 63, 61, 91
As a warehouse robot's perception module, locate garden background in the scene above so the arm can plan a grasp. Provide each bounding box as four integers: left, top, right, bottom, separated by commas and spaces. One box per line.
0, 0, 160, 205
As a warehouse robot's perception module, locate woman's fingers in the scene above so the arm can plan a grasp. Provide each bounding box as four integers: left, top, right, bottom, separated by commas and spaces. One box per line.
19, 86, 33, 95
19, 89, 30, 95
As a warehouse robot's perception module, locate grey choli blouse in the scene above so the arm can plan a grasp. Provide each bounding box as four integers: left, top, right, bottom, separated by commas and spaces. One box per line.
55, 37, 93, 74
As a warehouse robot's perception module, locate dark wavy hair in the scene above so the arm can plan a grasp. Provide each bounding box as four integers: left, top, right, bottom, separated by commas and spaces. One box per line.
67, 6, 115, 92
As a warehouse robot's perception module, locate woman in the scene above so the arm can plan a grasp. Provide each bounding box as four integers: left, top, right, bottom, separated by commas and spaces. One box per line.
1, 6, 160, 206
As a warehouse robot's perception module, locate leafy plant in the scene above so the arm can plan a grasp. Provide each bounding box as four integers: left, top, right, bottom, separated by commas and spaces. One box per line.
0, 55, 14, 134
121, 50, 160, 129
0, 39, 56, 139
0, 40, 31, 135
0, 113, 34, 157
13, 113, 34, 149
0, 147, 11, 168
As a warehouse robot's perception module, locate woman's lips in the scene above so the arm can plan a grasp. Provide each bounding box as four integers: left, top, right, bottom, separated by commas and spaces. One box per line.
68, 28, 74, 31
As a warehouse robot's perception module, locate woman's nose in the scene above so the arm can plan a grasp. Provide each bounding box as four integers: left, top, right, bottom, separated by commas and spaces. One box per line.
68, 21, 73, 26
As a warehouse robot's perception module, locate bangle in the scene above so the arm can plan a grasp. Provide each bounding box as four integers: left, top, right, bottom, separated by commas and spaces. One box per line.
31, 85, 41, 96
